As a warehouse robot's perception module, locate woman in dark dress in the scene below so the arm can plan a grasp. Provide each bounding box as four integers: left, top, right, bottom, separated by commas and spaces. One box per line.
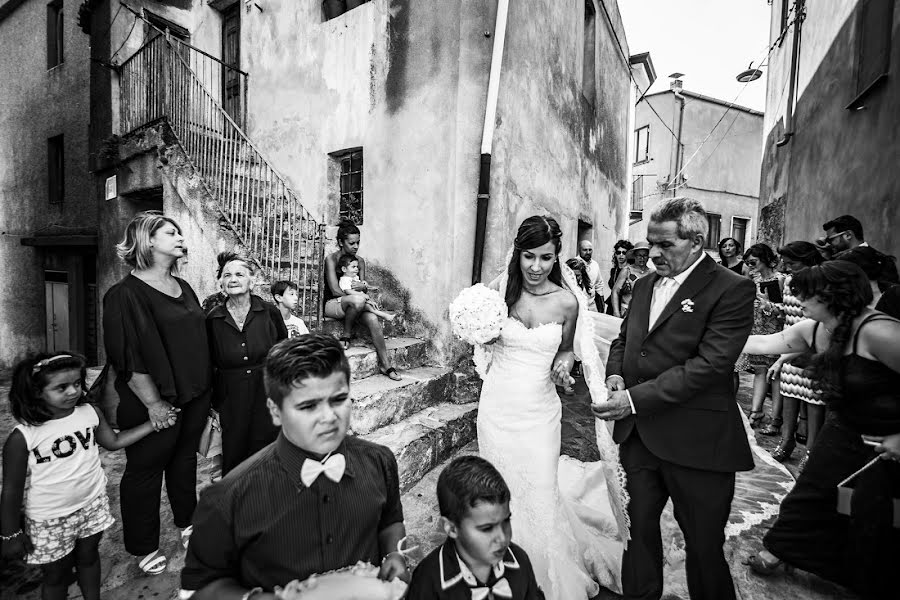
103, 211, 212, 574
605, 240, 633, 315
718, 237, 745, 275
741, 261, 900, 598
206, 252, 287, 474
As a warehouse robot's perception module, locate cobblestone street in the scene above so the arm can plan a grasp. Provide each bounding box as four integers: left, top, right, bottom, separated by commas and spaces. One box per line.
1, 373, 857, 599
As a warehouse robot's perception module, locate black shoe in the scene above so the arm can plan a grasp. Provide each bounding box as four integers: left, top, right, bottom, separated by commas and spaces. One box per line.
772, 437, 796, 462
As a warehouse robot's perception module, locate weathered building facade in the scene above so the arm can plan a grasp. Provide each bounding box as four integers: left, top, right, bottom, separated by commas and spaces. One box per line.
0, 0, 95, 369
631, 85, 763, 257
758, 0, 898, 254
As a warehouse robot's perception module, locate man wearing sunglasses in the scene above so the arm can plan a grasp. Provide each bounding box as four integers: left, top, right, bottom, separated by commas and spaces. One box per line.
823, 215, 898, 290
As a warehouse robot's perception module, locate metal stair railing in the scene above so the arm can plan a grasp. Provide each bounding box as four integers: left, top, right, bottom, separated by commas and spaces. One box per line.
119, 34, 324, 327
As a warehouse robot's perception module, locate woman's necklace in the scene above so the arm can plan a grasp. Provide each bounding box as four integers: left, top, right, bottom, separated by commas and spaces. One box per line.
227, 299, 251, 329
523, 286, 557, 297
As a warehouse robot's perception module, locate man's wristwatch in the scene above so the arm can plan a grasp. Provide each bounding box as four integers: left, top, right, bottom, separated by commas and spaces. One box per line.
241, 587, 263, 600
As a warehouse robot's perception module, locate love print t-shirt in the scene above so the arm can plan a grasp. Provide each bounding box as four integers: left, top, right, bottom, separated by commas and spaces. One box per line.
15, 404, 107, 521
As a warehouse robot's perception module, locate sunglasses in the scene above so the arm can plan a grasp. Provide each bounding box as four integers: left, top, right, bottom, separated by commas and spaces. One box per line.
824, 230, 849, 243
745, 260, 760, 266
615, 250, 628, 255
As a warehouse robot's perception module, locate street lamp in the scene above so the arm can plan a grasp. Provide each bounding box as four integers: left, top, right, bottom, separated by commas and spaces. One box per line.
736, 62, 763, 83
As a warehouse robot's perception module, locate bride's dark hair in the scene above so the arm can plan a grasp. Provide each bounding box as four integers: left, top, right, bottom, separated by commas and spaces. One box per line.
505, 215, 563, 308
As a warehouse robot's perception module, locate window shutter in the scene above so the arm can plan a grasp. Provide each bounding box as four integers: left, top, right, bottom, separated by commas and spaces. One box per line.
856, 0, 893, 95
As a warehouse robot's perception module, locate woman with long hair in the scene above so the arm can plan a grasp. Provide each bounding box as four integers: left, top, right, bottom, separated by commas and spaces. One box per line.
741, 261, 900, 597
102, 211, 212, 574
323, 221, 399, 380
605, 240, 633, 315
765, 241, 824, 463
206, 252, 287, 474
717, 237, 745, 275
477, 216, 627, 598
610, 241, 652, 318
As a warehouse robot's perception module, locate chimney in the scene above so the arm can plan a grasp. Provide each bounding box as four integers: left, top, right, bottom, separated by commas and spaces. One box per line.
668, 72, 685, 94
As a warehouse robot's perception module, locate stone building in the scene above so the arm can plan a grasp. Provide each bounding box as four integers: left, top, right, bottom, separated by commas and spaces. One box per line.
630, 83, 763, 257
0, 0, 96, 368
757, 0, 898, 255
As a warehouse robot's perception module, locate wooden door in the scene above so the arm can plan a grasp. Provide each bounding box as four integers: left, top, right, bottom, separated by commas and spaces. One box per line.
45, 273, 70, 352
222, 5, 242, 126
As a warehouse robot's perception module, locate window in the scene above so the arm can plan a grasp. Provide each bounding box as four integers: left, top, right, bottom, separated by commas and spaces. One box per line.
705, 213, 721, 249
849, 0, 893, 106
338, 150, 363, 225
634, 126, 650, 164
324, 0, 371, 22
631, 175, 644, 211
732, 217, 749, 250
48, 135, 64, 205
47, 0, 63, 69
583, 1, 596, 105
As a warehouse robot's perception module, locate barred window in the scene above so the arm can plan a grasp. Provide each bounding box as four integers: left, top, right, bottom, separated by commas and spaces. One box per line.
338, 150, 363, 225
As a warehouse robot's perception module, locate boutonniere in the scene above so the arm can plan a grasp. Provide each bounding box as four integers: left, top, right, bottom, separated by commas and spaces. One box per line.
681, 299, 695, 313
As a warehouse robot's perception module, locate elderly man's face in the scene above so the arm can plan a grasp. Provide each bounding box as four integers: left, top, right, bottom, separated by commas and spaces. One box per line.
648, 220, 703, 277
579, 241, 593, 262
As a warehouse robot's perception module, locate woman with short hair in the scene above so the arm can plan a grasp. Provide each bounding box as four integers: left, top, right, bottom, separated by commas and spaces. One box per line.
102, 211, 212, 574
206, 252, 287, 474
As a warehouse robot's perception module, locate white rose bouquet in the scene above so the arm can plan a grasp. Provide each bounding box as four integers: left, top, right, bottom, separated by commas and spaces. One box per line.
449, 283, 508, 345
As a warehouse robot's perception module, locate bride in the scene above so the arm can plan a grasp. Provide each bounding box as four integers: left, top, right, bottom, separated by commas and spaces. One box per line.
477, 215, 630, 598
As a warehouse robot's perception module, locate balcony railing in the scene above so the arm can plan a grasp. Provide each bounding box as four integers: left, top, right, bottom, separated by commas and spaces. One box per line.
119, 34, 323, 327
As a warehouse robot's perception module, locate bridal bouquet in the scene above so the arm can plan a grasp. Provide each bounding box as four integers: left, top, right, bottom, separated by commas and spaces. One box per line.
274, 562, 407, 600
449, 283, 507, 345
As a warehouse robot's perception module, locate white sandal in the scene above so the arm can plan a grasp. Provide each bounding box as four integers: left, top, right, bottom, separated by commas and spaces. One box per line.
181, 525, 193, 550
138, 550, 167, 575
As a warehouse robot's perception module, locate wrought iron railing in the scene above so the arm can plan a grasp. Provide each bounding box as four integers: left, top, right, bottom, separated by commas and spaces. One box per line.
119, 34, 323, 327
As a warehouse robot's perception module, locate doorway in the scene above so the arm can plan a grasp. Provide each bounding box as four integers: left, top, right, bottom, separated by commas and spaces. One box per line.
45, 270, 70, 352
222, 4, 242, 125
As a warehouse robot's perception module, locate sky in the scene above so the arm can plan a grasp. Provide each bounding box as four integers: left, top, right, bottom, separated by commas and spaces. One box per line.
617, 0, 772, 111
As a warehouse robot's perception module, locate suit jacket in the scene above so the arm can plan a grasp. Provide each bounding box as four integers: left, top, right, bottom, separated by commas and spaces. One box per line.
606, 254, 756, 472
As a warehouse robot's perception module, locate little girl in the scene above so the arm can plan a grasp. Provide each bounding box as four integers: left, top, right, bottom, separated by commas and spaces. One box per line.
337, 253, 396, 322
0, 353, 176, 600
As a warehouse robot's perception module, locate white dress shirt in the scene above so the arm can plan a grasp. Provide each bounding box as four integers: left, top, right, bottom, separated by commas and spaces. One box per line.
584, 259, 605, 299
619, 253, 705, 415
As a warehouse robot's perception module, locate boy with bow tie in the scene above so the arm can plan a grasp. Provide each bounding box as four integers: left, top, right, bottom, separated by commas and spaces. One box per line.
405, 456, 544, 600
180, 334, 408, 599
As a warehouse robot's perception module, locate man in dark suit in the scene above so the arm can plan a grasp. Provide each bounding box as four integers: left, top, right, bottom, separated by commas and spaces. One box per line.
592, 197, 756, 600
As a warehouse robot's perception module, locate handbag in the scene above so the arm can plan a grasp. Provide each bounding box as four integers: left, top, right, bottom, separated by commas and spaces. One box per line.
86, 363, 121, 428
198, 409, 223, 458
837, 455, 900, 528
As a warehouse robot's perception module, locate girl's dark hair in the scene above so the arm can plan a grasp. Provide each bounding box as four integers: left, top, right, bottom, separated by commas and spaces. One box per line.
505, 216, 563, 308
743, 243, 779, 268
778, 241, 824, 267
789, 262, 873, 402
337, 220, 360, 244
9, 352, 88, 425
565, 258, 591, 295
717, 237, 743, 257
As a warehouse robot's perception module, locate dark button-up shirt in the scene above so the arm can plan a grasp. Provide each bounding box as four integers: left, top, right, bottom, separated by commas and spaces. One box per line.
181, 433, 404, 592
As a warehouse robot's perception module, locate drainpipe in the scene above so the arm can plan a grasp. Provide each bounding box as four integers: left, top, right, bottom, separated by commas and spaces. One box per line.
777, 0, 803, 147
472, 0, 510, 284
674, 92, 685, 194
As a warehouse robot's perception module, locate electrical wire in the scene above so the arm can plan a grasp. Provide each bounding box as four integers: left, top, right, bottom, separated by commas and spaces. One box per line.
110, 14, 139, 63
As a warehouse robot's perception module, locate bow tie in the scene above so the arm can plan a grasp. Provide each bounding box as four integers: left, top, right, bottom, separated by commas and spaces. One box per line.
471, 577, 512, 600
300, 453, 346, 487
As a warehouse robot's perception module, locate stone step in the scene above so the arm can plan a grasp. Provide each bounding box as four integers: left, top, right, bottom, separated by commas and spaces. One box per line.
318, 314, 404, 339
346, 337, 428, 382
362, 402, 478, 493
351, 365, 450, 435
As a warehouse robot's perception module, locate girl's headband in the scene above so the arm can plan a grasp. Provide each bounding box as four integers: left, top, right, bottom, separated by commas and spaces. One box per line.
32, 354, 74, 374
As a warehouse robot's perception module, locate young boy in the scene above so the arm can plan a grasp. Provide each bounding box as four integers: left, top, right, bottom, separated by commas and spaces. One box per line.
336, 255, 395, 322
405, 456, 544, 600
180, 335, 409, 599
271, 280, 309, 338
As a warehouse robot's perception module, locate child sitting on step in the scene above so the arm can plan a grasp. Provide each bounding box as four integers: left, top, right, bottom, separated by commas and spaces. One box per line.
1, 352, 177, 598
337, 254, 396, 323
405, 455, 545, 599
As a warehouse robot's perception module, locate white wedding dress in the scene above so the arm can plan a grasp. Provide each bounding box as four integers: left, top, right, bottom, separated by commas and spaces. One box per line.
477, 315, 626, 598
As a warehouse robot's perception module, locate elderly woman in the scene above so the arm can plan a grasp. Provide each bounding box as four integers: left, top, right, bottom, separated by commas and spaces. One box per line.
605, 240, 633, 315
206, 252, 287, 475
742, 261, 900, 598
323, 221, 400, 380
610, 241, 652, 318
102, 211, 212, 575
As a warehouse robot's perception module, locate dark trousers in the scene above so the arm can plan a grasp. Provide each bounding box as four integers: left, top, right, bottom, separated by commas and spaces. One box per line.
117, 390, 210, 556
220, 391, 279, 475
621, 432, 737, 600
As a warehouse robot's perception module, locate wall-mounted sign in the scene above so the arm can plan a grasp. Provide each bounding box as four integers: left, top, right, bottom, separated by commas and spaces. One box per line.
105, 175, 117, 201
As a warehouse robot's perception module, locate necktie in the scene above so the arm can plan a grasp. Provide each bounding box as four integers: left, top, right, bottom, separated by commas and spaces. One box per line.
471, 577, 513, 600
649, 277, 676, 329
300, 453, 346, 487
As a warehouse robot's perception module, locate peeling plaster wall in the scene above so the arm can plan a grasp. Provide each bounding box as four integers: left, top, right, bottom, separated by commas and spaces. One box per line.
0, 0, 92, 369
759, 0, 899, 256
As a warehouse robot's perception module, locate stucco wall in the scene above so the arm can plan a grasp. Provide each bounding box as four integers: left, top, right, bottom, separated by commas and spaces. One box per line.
0, 0, 92, 369
759, 0, 899, 256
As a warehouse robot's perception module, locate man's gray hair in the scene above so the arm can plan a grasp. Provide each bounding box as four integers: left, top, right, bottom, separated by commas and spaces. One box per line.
650, 197, 709, 242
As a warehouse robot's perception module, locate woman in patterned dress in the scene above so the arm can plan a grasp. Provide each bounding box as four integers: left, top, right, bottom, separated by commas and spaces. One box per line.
766, 242, 824, 465
735, 244, 785, 428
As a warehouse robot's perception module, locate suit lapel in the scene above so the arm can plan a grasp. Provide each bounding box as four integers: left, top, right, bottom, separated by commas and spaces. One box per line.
644, 255, 716, 339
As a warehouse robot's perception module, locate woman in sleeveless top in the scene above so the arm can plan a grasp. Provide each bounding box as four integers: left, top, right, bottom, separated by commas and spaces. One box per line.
740, 262, 900, 598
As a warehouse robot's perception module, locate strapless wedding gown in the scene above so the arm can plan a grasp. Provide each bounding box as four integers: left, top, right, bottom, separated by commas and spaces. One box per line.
477, 318, 624, 598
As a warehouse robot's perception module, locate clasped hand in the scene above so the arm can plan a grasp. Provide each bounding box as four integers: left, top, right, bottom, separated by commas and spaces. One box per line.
550, 359, 575, 387
590, 375, 633, 421
1, 532, 33, 561
148, 401, 180, 432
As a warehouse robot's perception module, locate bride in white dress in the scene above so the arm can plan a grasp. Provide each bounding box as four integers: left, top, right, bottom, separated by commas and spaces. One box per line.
476, 216, 630, 598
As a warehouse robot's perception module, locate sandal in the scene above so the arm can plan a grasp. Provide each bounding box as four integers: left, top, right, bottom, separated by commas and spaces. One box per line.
138, 550, 167, 575
181, 525, 193, 550
380, 367, 402, 381
760, 421, 782, 436
744, 552, 793, 576
771, 437, 796, 462
339, 335, 352, 350
748, 410, 764, 428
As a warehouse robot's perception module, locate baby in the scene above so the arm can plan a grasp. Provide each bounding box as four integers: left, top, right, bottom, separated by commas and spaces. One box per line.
337, 254, 396, 323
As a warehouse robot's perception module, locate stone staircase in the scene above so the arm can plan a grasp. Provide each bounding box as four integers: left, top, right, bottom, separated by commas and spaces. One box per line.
343, 337, 478, 492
